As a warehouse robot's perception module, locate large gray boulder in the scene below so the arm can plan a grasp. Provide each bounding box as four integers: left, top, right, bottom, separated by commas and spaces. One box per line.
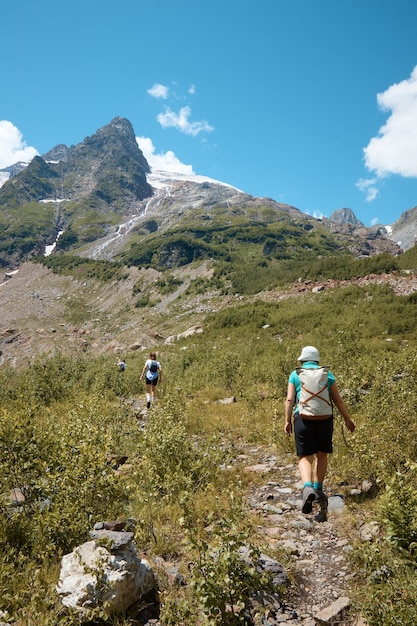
56, 530, 154, 615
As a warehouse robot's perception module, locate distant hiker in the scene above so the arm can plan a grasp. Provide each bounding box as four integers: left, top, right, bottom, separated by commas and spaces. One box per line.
117, 358, 126, 372
284, 346, 355, 518
141, 352, 162, 408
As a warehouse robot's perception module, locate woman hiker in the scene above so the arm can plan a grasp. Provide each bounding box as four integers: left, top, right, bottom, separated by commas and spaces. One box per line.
284, 346, 355, 517
141, 352, 162, 409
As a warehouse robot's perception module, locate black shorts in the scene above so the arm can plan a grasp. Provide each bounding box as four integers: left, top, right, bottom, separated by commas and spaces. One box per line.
146, 377, 158, 387
293, 413, 333, 457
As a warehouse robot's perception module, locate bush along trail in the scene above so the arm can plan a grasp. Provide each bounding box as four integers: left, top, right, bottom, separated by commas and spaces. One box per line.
52, 437, 370, 626
116, 393, 368, 625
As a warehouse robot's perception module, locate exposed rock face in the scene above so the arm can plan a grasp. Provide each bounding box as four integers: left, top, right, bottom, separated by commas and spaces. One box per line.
0, 115, 413, 271
56, 530, 155, 615
387, 205, 417, 250
1, 117, 152, 209
61, 116, 152, 206
0, 117, 154, 266
43, 143, 70, 162
330, 207, 364, 227
0, 160, 29, 181
322, 218, 402, 256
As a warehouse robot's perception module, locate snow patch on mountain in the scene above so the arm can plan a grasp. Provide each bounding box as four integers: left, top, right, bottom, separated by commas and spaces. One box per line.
147, 169, 242, 192
39, 198, 71, 204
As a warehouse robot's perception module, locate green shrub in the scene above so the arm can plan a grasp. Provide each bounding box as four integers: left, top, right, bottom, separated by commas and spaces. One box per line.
378, 463, 417, 553
135, 397, 225, 501
177, 493, 281, 625
2, 274, 417, 622
39, 254, 127, 282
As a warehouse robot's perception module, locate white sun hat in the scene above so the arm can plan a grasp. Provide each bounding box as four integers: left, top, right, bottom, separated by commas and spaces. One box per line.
298, 346, 320, 362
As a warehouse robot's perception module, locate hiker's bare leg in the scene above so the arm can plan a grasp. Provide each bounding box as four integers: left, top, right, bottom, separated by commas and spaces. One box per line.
298, 455, 314, 484
314, 451, 328, 484
146, 383, 152, 406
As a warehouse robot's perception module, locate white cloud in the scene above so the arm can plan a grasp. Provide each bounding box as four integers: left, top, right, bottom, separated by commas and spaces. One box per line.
157, 105, 214, 136
147, 83, 169, 99
136, 136, 194, 175
356, 177, 380, 202
0, 120, 38, 168
363, 65, 417, 178
370, 217, 379, 226
188, 84, 196, 95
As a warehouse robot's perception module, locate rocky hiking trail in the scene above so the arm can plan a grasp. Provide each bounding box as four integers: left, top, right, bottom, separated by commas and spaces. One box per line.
3, 262, 417, 368
239, 443, 367, 626
131, 415, 368, 626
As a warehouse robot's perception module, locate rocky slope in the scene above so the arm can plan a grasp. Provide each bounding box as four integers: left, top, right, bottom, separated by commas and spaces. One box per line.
114, 435, 370, 625
3, 258, 417, 369
388, 205, 417, 250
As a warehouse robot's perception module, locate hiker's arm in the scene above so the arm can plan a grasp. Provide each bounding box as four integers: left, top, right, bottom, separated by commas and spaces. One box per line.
140, 364, 147, 379
284, 383, 296, 435
330, 383, 356, 432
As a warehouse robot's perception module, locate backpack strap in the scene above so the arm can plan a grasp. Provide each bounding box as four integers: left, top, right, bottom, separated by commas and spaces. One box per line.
299, 381, 333, 408
296, 366, 333, 409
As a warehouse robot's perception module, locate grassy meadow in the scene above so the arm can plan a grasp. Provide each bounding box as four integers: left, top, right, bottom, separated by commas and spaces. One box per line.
2, 279, 417, 624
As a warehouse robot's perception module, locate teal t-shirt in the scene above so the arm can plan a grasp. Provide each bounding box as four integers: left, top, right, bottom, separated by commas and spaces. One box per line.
288, 361, 335, 413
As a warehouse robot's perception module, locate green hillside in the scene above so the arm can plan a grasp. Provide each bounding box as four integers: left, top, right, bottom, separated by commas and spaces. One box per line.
2, 271, 417, 624
33, 198, 406, 301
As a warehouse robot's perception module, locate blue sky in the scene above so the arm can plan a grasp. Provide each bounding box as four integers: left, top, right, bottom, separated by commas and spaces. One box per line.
1, 0, 417, 227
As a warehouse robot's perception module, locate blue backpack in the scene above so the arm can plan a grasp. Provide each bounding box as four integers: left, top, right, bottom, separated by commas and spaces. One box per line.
149, 360, 158, 373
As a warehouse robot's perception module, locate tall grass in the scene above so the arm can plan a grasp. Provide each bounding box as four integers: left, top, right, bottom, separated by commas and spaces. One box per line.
1, 282, 417, 622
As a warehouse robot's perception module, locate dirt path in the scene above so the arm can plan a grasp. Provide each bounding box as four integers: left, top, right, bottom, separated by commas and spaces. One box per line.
241, 445, 364, 625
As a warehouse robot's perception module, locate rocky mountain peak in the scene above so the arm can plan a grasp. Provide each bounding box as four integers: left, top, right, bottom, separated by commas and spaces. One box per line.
58, 116, 153, 206
72, 116, 150, 173
388, 205, 417, 250
0, 117, 156, 267
0, 116, 153, 208
330, 207, 364, 227
43, 144, 69, 162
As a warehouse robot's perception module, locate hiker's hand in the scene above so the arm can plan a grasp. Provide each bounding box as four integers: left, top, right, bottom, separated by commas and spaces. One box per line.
284, 421, 292, 436
345, 417, 356, 433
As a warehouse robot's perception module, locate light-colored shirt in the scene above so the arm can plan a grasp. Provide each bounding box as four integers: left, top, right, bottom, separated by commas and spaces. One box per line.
145, 359, 161, 381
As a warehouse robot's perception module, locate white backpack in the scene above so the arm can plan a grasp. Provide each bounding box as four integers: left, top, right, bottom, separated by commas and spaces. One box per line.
296, 367, 333, 417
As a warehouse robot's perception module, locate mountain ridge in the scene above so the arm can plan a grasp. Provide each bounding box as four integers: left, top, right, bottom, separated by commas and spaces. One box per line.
0, 116, 413, 273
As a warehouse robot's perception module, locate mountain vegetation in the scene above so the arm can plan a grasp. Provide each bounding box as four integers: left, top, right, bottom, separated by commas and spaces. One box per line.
2, 280, 417, 624
1, 117, 417, 624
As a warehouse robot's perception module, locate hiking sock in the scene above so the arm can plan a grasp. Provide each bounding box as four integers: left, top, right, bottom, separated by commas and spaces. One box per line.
314, 482, 328, 504
146, 393, 151, 403
304, 482, 313, 489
